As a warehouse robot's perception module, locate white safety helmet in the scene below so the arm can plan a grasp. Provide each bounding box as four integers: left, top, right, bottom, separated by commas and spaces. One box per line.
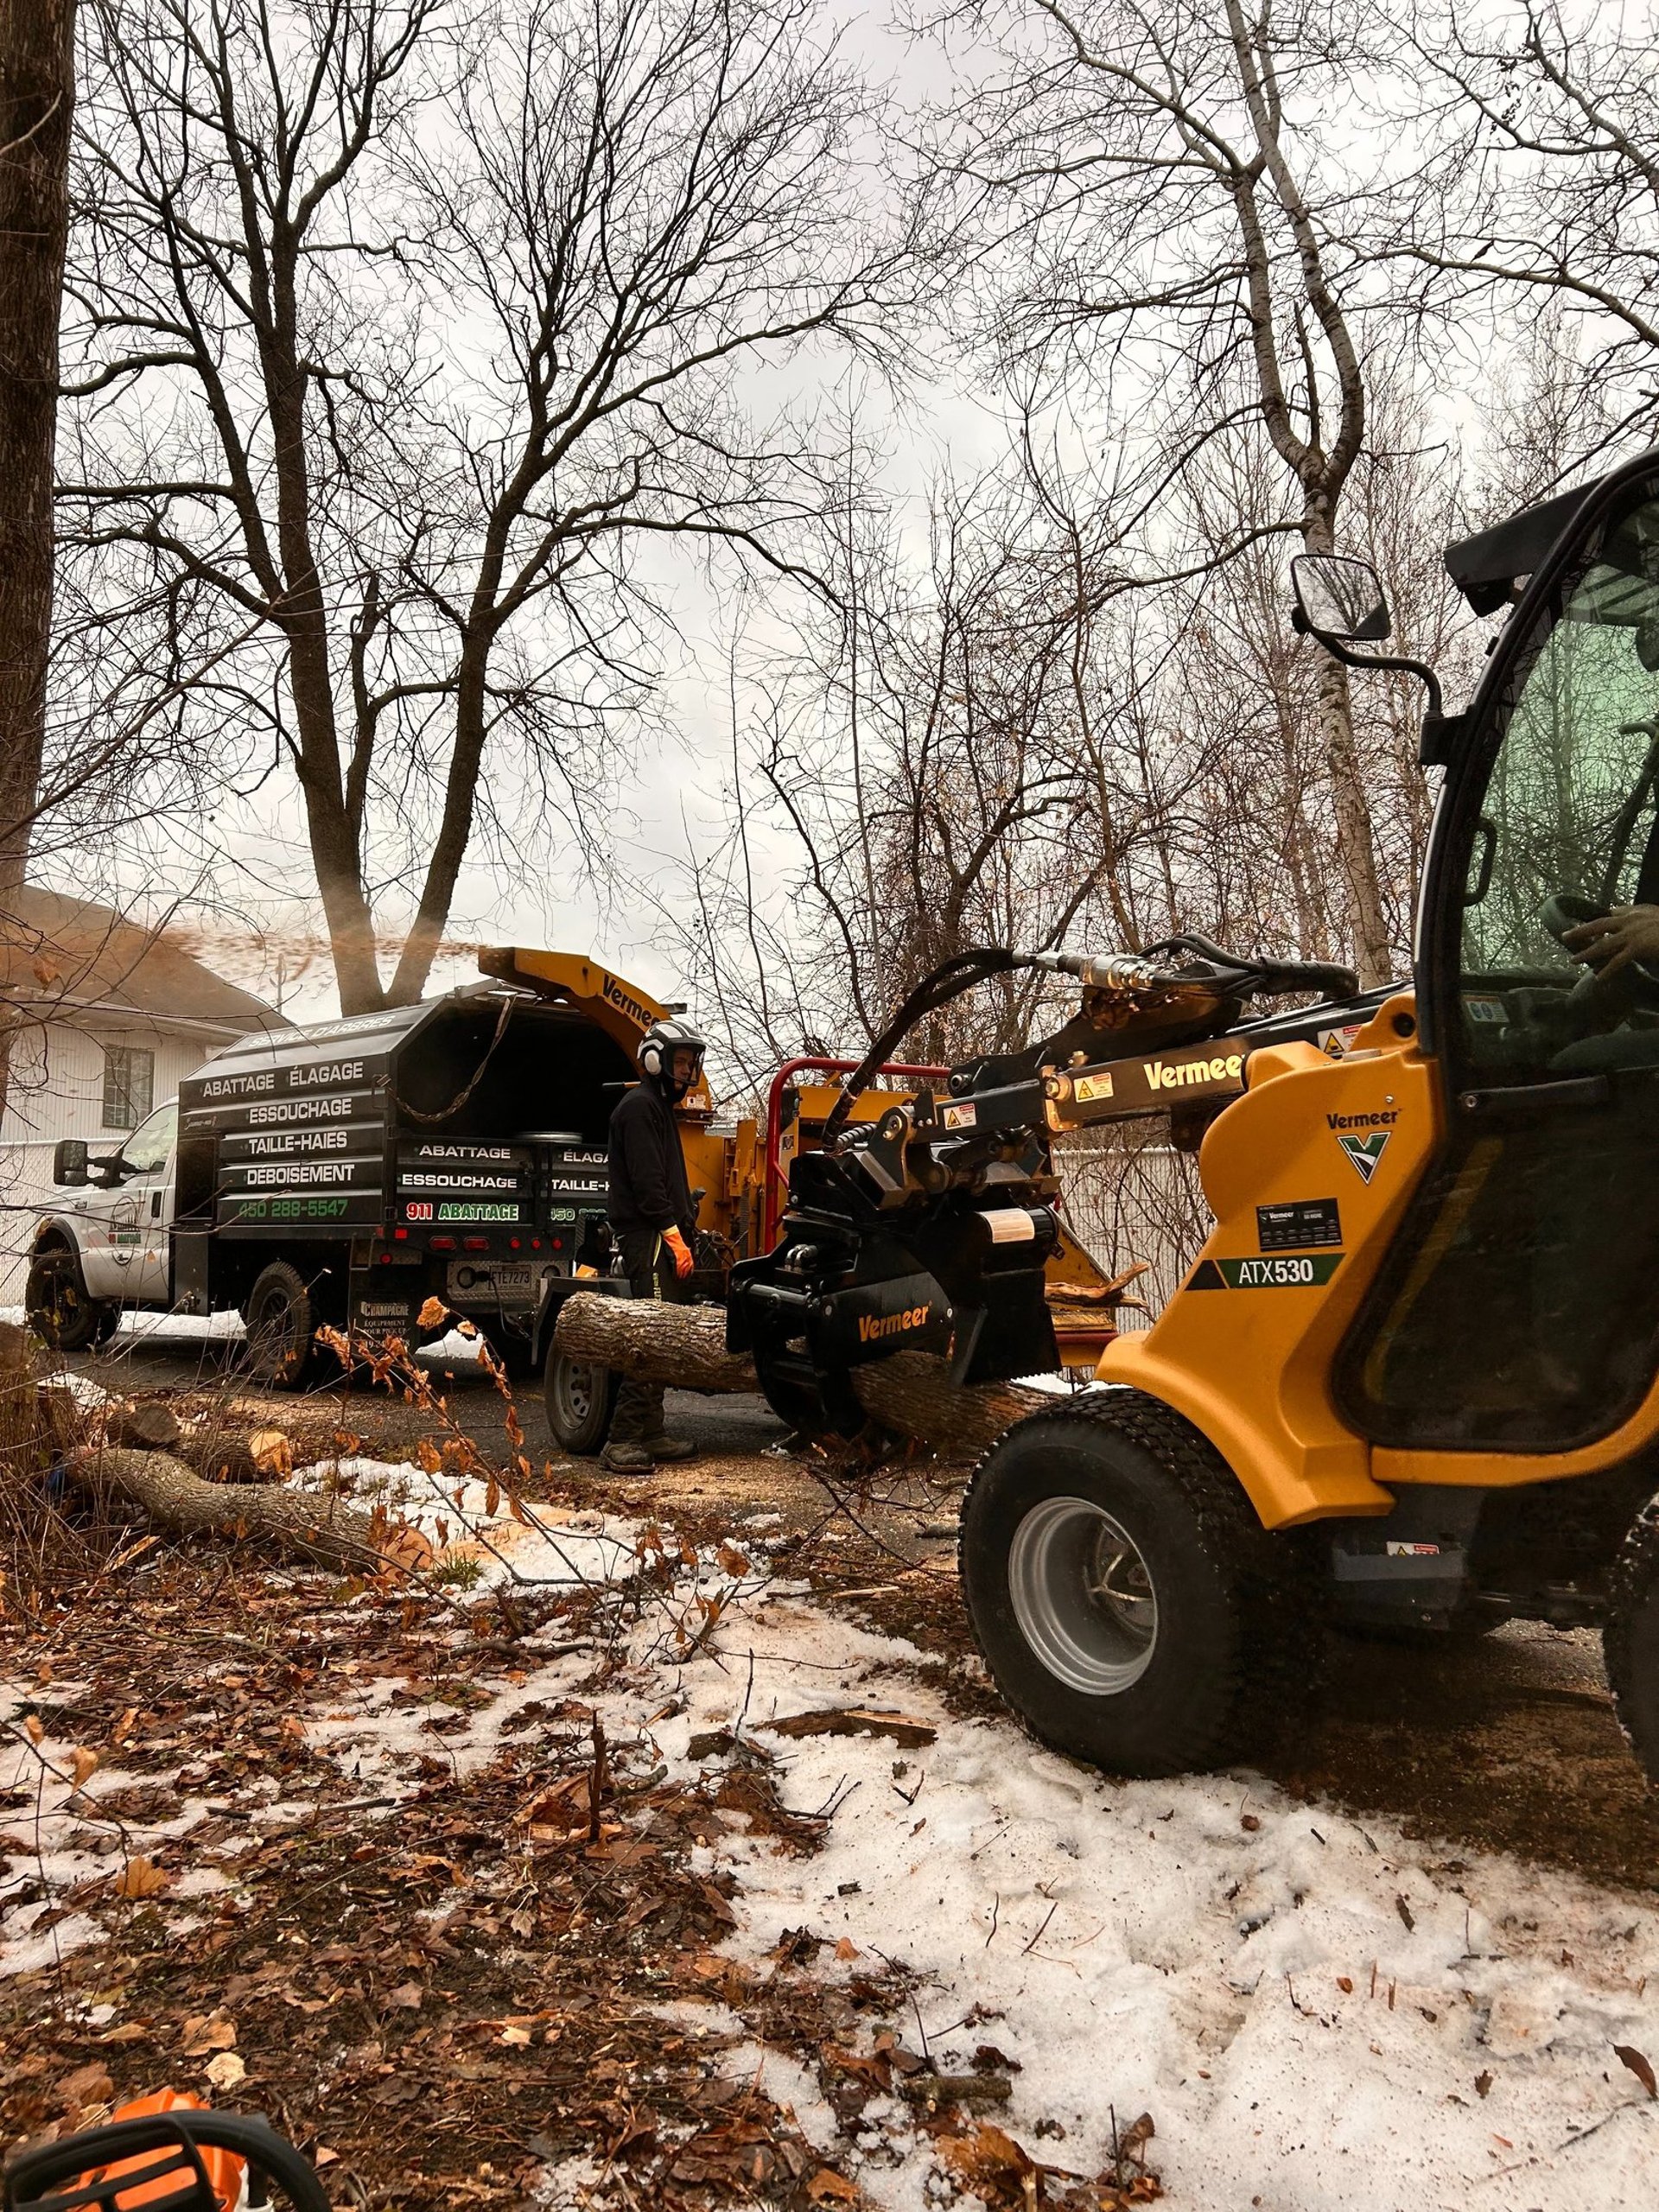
638, 1017, 706, 1099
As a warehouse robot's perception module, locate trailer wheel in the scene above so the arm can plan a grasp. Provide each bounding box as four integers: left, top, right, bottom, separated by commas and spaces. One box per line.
543, 1347, 620, 1454
1605, 1495, 1659, 1780
25, 1249, 114, 1353
242, 1262, 319, 1390
958, 1389, 1316, 1777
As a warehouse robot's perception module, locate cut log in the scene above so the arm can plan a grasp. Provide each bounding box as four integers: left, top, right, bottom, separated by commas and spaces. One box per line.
849, 1351, 1053, 1462
73, 1448, 390, 1572
553, 1292, 1054, 1459
107, 1401, 184, 1452
555, 1294, 755, 1394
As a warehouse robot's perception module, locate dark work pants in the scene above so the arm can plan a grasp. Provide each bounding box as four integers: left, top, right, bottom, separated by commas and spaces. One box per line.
609, 1228, 691, 1446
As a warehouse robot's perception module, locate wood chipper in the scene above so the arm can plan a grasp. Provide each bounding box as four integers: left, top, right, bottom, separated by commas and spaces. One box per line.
730, 450, 1659, 1779
481, 951, 1129, 1451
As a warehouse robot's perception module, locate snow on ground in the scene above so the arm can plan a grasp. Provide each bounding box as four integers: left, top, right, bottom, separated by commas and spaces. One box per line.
639, 1594, 1659, 2211
10, 1503, 1659, 2209
434, 1568, 1659, 2212
289, 1454, 642, 1589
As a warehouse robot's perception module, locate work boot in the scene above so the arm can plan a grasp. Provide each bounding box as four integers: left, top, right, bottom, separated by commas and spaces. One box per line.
643, 1433, 697, 1464
601, 1440, 655, 1475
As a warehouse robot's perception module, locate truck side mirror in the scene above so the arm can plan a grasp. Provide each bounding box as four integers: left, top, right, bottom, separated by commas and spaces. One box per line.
53, 1139, 90, 1187
1291, 553, 1391, 642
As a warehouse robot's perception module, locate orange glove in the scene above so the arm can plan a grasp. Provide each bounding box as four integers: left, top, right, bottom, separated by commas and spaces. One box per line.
663, 1227, 696, 1281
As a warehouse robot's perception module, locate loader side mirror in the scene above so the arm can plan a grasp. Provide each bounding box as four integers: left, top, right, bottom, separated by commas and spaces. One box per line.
52, 1139, 89, 1187
1291, 554, 1392, 643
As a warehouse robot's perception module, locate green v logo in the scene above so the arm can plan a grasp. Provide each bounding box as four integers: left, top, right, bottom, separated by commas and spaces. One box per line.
1337, 1131, 1390, 1182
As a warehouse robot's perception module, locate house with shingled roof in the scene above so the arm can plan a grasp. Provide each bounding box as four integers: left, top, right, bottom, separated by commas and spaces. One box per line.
1, 888, 288, 1299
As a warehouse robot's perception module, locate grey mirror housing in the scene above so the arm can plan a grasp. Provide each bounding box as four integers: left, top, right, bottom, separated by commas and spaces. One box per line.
1292, 553, 1391, 643
52, 1138, 89, 1187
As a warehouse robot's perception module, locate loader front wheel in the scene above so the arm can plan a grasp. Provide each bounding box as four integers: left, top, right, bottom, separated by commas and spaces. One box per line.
1604, 1497, 1659, 1780
959, 1389, 1314, 1777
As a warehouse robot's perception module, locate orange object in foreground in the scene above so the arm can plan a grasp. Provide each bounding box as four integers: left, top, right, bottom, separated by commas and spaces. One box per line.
76, 2094, 246, 2212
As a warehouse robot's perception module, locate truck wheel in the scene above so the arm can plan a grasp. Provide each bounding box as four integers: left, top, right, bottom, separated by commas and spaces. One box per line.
543, 1348, 620, 1454
1605, 1497, 1659, 1780
25, 1250, 113, 1353
958, 1389, 1316, 1777
243, 1262, 318, 1390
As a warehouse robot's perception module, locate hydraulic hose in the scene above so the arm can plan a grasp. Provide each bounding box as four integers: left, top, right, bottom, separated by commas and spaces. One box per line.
822, 948, 1046, 1144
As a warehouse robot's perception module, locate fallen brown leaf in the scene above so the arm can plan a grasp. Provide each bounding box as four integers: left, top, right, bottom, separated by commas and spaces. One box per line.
181, 2011, 238, 2056
804, 2170, 859, 2203
60, 2062, 115, 2107
68, 1746, 99, 1787
115, 1856, 169, 1899
204, 2051, 246, 2090
1616, 2044, 1657, 2099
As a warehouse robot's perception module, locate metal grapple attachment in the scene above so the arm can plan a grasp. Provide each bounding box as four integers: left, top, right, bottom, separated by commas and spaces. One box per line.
727, 1101, 1060, 1437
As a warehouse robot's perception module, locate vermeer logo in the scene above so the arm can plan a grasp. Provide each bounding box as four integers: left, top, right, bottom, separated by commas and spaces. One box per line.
601, 971, 658, 1033
1141, 1052, 1243, 1092
856, 1305, 932, 1344
1336, 1130, 1391, 1181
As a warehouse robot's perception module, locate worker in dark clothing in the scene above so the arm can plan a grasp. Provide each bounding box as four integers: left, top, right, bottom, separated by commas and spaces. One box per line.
602, 1016, 707, 1472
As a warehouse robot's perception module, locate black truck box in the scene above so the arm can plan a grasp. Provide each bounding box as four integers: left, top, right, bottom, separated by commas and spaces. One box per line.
172, 984, 632, 1357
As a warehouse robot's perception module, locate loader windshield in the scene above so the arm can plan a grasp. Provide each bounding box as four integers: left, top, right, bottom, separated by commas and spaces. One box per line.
1458, 483, 1659, 1076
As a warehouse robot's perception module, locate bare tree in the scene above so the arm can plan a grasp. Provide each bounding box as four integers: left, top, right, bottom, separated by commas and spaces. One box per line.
0, 0, 78, 1125
1394, 0, 1659, 458
66, 0, 915, 1014
919, 0, 1406, 982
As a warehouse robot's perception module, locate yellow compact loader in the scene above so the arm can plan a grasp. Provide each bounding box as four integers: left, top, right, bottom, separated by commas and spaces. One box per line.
733, 453, 1659, 1778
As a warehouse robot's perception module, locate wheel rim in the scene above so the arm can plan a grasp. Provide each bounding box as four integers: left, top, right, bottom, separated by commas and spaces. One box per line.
1007, 1494, 1159, 1695
556, 1358, 598, 1426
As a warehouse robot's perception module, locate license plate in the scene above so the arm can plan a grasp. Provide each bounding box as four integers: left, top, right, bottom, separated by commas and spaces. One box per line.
448, 1262, 535, 1301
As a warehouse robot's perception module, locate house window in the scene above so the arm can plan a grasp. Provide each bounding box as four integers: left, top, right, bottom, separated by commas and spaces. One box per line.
102, 1043, 155, 1131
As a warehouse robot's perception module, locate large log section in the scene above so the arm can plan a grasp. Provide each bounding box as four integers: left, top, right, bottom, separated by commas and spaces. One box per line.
553, 1290, 1057, 1460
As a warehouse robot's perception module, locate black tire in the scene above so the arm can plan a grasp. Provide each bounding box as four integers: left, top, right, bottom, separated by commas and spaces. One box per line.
25, 1249, 113, 1353
958, 1388, 1318, 1777
242, 1262, 319, 1390
543, 1346, 620, 1454
1605, 1496, 1659, 1779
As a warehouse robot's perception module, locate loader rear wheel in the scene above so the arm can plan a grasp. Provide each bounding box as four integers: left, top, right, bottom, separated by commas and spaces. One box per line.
1604, 1497, 1659, 1780
959, 1389, 1315, 1777
242, 1262, 319, 1391
543, 1348, 620, 1454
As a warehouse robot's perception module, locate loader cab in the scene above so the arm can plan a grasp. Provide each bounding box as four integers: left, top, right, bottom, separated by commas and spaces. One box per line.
1300, 457, 1659, 1453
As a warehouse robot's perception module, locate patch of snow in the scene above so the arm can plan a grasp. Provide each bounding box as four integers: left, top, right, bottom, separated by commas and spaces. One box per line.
289, 1456, 643, 1590
414, 1573, 1659, 2212
649, 1596, 1659, 2212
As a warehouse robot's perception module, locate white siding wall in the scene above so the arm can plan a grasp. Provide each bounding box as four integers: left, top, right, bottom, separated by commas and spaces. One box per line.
0, 1013, 231, 1300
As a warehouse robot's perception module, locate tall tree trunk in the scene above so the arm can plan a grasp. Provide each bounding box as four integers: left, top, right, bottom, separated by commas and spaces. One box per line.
0, 0, 75, 1124
1312, 648, 1392, 988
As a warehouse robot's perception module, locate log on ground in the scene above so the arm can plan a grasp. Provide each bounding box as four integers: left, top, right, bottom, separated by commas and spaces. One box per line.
73, 1448, 389, 1572
553, 1292, 1052, 1459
